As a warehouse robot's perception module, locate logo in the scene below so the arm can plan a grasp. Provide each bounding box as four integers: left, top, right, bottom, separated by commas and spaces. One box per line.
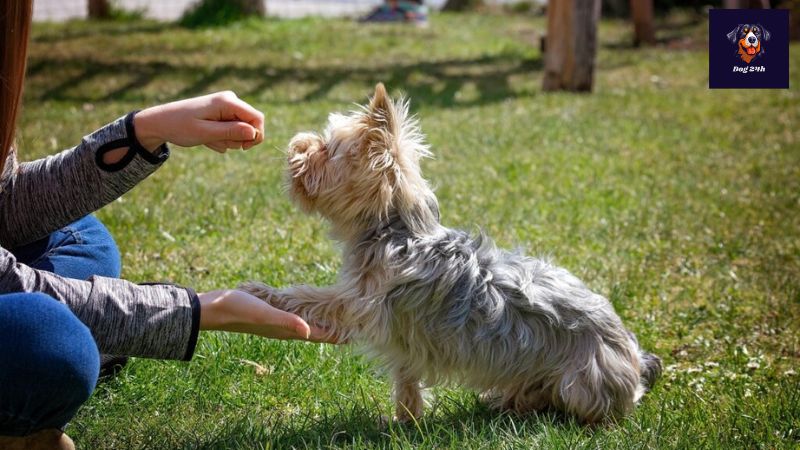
709, 9, 789, 89
726, 23, 769, 64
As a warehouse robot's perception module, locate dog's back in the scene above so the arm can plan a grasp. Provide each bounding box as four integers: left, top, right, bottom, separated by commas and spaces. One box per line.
351, 218, 660, 423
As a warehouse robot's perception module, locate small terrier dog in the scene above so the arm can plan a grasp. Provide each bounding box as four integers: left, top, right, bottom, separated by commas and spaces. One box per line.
242, 84, 661, 424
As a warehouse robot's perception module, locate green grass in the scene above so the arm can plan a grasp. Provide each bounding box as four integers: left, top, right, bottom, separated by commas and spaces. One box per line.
21, 11, 799, 449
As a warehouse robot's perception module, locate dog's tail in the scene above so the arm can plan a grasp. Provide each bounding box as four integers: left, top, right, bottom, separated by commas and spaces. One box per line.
638, 350, 662, 392
627, 330, 662, 394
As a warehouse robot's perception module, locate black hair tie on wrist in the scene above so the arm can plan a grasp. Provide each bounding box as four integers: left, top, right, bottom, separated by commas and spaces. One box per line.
95, 111, 169, 172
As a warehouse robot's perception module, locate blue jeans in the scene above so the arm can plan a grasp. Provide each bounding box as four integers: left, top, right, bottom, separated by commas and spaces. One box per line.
0, 215, 121, 436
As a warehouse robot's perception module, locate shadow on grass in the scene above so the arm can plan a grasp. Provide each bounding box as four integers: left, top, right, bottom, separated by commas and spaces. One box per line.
31, 21, 168, 44
603, 13, 706, 50
186, 396, 574, 449
27, 52, 542, 108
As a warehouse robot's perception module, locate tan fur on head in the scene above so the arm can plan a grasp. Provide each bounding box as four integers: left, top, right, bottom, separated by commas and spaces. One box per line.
244, 84, 661, 425
286, 83, 436, 241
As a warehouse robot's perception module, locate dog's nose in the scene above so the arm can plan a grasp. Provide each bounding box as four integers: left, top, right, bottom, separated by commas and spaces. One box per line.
748, 36, 756, 44
289, 133, 321, 156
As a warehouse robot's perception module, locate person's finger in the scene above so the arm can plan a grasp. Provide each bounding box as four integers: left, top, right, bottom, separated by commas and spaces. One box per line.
293, 318, 312, 340
262, 306, 311, 340
223, 140, 244, 150
205, 142, 228, 153
207, 140, 246, 151
209, 92, 264, 130
224, 96, 265, 132
250, 127, 264, 146
199, 120, 257, 144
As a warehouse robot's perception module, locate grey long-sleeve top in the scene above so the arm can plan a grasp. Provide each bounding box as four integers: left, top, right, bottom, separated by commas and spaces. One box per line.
0, 112, 199, 361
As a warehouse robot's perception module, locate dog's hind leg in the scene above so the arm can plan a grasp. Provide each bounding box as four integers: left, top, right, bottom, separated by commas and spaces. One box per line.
480, 383, 550, 415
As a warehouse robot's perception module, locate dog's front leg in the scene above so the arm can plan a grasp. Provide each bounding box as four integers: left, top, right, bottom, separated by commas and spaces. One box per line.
239, 281, 347, 337
239, 281, 291, 309
393, 368, 424, 423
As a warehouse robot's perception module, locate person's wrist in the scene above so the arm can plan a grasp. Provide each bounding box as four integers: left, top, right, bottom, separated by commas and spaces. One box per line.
133, 107, 166, 152
198, 290, 230, 331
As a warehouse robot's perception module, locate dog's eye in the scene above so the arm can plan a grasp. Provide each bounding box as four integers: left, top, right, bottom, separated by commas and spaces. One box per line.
753, 27, 759, 33
743, 26, 749, 32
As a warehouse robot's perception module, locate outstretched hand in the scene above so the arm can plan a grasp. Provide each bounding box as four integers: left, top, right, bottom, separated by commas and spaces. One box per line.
133, 91, 265, 153
198, 289, 337, 343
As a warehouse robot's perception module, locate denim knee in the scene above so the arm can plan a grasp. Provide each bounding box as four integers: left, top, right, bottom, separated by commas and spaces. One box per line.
0, 293, 100, 436
71, 215, 122, 279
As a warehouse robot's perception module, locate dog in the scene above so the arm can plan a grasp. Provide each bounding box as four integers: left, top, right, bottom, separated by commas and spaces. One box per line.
242, 84, 661, 424
727, 24, 770, 64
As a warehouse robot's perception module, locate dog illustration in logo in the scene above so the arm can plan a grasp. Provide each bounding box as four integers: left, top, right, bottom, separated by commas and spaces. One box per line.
727, 24, 770, 64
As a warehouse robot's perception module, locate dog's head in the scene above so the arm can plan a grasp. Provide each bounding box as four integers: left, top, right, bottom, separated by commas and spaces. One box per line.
727, 24, 770, 64
286, 83, 438, 239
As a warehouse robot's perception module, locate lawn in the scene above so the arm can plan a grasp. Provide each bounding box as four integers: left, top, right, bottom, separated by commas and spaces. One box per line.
21, 11, 799, 449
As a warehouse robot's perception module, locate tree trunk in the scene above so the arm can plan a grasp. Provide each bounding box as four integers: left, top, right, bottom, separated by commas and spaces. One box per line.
630, 0, 656, 46
88, 0, 111, 19
235, 0, 266, 16
442, 0, 476, 12
604, 0, 628, 17
542, 0, 601, 92
724, 0, 770, 7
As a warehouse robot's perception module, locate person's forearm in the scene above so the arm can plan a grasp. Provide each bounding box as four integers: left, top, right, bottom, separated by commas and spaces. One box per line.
0, 113, 168, 248
0, 247, 198, 360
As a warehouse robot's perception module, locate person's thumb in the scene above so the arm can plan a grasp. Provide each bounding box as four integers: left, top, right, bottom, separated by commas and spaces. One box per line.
200, 120, 257, 143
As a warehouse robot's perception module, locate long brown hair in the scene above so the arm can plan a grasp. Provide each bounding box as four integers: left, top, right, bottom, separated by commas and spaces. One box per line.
0, 1, 33, 175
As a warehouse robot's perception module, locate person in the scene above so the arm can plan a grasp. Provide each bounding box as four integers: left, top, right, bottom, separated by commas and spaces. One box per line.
360, 0, 429, 25
0, 3, 334, 449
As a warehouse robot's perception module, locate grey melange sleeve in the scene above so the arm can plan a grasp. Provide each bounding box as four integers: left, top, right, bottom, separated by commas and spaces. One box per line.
0, 112, 200, 361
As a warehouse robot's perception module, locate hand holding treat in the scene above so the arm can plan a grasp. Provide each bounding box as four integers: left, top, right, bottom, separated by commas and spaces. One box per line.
133, 91, 265, 153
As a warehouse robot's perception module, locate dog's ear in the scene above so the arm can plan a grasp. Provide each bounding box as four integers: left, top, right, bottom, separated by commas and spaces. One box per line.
760, 24, 770, 41
726, 25, 741, 43
367, 83, 396, 132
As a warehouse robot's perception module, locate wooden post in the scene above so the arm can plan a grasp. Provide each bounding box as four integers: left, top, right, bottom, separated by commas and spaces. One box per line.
542, 0, 601, 92
88, 0, 111, 19
236, 0, 266, 16
442, 0, 476, 11
723, 0, 770, 7
630, 0, 656, 46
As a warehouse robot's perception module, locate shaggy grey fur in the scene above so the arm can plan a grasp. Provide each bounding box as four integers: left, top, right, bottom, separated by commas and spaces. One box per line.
242, 83, 661, 424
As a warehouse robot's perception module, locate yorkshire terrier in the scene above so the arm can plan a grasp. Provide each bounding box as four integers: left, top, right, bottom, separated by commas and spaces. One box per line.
242, 84, 661, 424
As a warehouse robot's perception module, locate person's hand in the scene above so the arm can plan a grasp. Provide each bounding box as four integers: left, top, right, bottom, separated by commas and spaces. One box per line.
133, 91, 265, 153
197, 289, 337, 343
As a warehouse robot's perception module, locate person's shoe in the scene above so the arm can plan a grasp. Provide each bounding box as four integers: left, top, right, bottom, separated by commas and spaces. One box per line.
360, 5, 405, 22
360, 2, 428, 24
98, 354, 128, 380
0, 429, 75, 450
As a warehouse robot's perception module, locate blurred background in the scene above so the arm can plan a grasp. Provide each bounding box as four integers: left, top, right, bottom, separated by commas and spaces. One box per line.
33, 0, 797, 22
21, 0, 799, 448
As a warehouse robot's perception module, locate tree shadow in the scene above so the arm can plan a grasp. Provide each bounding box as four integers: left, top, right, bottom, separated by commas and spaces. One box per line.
183, 395, 574, 449
602, 13, 706, 50
26, 52, 543, 109
31, 21, 168, 44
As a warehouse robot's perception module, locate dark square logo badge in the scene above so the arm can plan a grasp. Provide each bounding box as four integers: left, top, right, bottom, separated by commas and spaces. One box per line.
709, 9, 789, 89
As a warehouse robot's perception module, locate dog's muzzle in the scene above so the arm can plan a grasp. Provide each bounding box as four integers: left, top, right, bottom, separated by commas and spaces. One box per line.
287, 133, 326, 177
742, 31, 759, 55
